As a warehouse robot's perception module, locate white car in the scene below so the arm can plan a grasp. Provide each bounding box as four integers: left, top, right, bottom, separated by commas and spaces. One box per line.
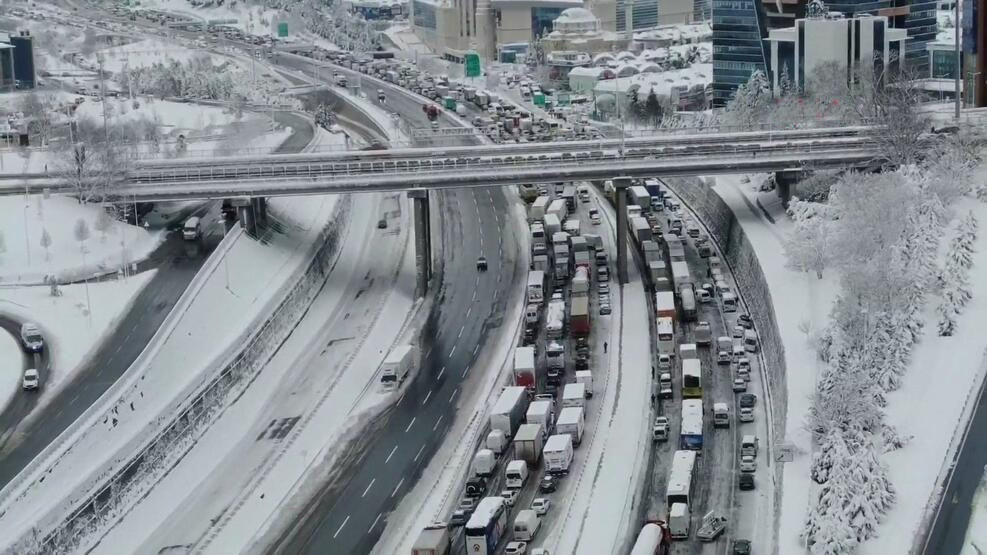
739, 407, 754, 422
589, 209, 601, 225
531, 497, 551, 516
505, 541, 528, 555
737, 357, 752, 372
501, 489, 519, 507
20, 323, 44, 352
658, 354, 672, 370
22, 368, 39, 391
740, 455, 756, 473
732, 325, 745, 339
732, 378, 747, 392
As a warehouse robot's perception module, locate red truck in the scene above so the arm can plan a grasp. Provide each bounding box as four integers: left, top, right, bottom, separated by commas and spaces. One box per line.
571, 296, 590, 336
422, 103, 439, 121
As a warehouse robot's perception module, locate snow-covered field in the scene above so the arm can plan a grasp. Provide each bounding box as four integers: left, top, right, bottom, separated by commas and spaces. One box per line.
80, 38, 202, 74
0, 195, 163, 285
0, 272, 156, 410
0, 330, 21, 417
0, 195, 341, 550
137, 0, 282, 37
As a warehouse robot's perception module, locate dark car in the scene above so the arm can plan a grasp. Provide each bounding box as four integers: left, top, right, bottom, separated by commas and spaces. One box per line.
738, 314, 754, 329
449, 510, 470, 527
539, 476, 557, 493
575, 356, 589, 370
476, 257, 488, 271
377, 218, 388, 229
733, 539, 752, 555
739, 473, 755, 491
739, 393, 757, 408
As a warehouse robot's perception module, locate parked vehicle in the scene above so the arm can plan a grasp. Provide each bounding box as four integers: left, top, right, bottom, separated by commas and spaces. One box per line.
697, 511, 727, 541
526, 400, 554, 438
695, 321, 712, 346
472, 449, 496, 477
741, 435, 759, 457
539, 475, 557, 493
490, 386, 530, 437
514, 347, 537, 390
733, 539, 752, 555
556, 407, 585, 446
739, 455, 756, 473
739, 393, 757, 408
501, 488, 520, 507
22, 368, 39, 391
739, 407, 754, 422
487, 429, 508, 454
668, 503, 690, 539
531, 497, 551, 516
561, 383, 586, 409
739, 473, 755, 490
653, 416, 669, 441
505, 541, 528, 555
575, 370, 593, 398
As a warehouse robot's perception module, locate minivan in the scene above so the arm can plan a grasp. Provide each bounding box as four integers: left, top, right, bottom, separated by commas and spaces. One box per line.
182, 216, 202, 241
505, 460, 529, 489
713, 402, 730, 428
744, 329, 758, 352
722, 292, 738, 313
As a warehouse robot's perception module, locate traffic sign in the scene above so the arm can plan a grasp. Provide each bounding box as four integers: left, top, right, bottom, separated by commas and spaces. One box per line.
464, 51, 481, 78
277, 22, 289, 37
775, 443, 795, 463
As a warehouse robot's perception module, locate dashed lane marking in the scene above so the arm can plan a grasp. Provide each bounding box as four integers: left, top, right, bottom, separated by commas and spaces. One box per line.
458, 325, 465, 339
405, 417, 416, 433
414, 443, 426, 462
333, 515, 350, 539
433, 414, 444, 431
461, 365, 470, 378
449, 388, 460, 404
449, 345, 457, 357
367, 513, 383, 534
391, 478, 405, 497
361, 478, 376, 498
437, 366, 446, 380
385, 445, 398, 464
422, 390, 433, 405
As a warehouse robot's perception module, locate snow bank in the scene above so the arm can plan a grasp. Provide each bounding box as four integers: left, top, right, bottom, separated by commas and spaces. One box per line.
961, 475, 987, 555
0, 194, 343, 552
0, 195, 163, 285
81, 39, 201, 73
0, 330, 20, 416
0, 272, 156, 405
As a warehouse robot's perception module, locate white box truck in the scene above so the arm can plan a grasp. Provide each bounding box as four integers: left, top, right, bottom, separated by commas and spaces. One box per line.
562, 383, 586, 409
668, 502, 690, 539
526, 400, 554, 438
556, 406, 585, 446
526, 270, 545, 305
679, 343, 698, 360
513, 423, 544, 466
575, 370, 593, 398
546, 299, 565, 339
547, 198, 568, 222
412, 524, 450, 555
380, 345, 417, 390
530, 196, 550, 222
543, 433, 574, 475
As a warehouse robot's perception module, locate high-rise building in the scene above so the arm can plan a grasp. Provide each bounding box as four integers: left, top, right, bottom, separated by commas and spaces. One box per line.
9, 31, 36, 89
963, 0, 986, 106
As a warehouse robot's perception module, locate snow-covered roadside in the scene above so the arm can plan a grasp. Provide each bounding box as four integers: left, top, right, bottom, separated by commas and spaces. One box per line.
0, 272, 155, 411
962, 474, 987, 555
712, 176, 839, 551
0, 195, 341, 550
0, 195, 163, 285
0, 330, 21, 417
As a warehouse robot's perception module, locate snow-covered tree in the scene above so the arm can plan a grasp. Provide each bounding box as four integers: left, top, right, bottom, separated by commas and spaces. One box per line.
40, 229, 52, 262
94, 209, 113, 242
725, 69, 771, 130
937, 213, 978, 335
74, 219, 90, 254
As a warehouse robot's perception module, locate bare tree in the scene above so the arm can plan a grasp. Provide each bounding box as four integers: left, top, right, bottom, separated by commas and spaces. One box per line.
52, 118, 130, 204
40, 229, 52, 262
18, 92, 57, 147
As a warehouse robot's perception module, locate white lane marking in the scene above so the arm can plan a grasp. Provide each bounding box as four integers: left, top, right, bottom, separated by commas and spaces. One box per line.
391, 478, 405, 497
461, 365, 470, 378
433, 414, 444, 431
405, 417, 416, 433
333, 515, 350, 539
437, 366, 446, 380
449, 388, 460, 404
473, 343, 480, 355
458, 325, 465, 338
472, 290, 478, 301
449, 345, 457, 357
422, 390, 433, 405
385, 445, 398, 464
362, 478, 376, 497
466, 306, 472, 318
368, 513, 383, 534
414, 443, 427, 462
425, 347, 432, 358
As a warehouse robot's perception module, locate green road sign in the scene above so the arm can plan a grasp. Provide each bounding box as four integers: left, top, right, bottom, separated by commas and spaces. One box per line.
277, 22, 289, 37
533, 92, 546, 107
464, 51, 481, 78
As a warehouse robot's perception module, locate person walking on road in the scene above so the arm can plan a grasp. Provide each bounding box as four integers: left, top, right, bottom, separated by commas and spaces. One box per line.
603, 341, 608, 353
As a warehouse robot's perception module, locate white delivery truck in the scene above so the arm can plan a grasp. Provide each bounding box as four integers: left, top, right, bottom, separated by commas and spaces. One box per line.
513, 346, 537, 390
555, 406, 585, 446
543, 434, 574, 475
546, 299, 565, 339
562, 383, 586, 409
513, 509, 541, 541
668, 502, 691, 539
526, 270, 546, 305
575, 370, 593, 398
412, 524, 450, 555
380, 345, 418, 390
679, 343, 698, 361
526, 400, 554, 438
513, 423, 544, 466
505, 460, 529, 489
530, 196, 551, 222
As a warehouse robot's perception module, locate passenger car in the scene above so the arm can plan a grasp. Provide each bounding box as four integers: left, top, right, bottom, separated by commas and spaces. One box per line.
20, 323, 44, 352
22, 368, 39, 391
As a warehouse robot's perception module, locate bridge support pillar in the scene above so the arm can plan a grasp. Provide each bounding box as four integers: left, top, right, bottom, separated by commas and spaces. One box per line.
233, 197, 257, 237
409, 189, 432, 298
253, 197, 268, 227
614, 177, 631, 285
774, 170, 800, 206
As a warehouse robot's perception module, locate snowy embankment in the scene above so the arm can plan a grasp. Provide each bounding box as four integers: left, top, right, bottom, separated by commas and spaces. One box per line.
0, 330, 21, 418
137, 0, 282, 36
0, 195, 163, 285
962, 475, 987, 555
0, 195, 343, 553
0, 272, 156, 414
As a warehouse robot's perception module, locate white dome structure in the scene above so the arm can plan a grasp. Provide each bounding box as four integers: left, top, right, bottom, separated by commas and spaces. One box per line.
553, 7, 601, 34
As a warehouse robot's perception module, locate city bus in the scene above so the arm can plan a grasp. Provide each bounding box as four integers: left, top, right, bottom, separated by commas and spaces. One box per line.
681, 359, 702, 398
656, 316, 675, 355
465, 496, 508, 555
665, 449, 698, 508
680, 399, 704, 450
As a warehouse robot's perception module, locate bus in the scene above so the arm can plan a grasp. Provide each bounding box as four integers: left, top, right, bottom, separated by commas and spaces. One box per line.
680, 399, 704, 450
681, 359, 702, 398
665, 449, 698, 508
465, 496, 508, 555
656, 317, 675, 355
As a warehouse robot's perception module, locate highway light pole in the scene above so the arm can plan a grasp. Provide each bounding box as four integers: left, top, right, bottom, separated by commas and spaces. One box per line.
955, 0, 961, 119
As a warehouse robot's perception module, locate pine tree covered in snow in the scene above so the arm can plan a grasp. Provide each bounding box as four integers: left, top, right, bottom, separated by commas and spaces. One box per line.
937, 212, 979, 335
724, 70, 771, 130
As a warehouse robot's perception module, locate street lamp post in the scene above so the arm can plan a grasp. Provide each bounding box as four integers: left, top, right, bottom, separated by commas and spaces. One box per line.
955, 0, 962, 119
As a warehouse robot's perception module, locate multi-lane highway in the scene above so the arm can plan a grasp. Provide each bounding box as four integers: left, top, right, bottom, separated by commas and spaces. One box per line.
269, 57, 523, 554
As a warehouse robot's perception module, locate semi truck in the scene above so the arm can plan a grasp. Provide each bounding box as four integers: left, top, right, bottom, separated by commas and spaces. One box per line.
547, 199, 568, 222
671, 261, 692, 292
513, 347, 536, 390
629, 185, 651, 212
570, 296, 590, 336
490, 386, 529, 438
562, 382, 586, 409
544, 434, 574, 475
546, 299, 565, 338
642, 240, 662, 263
513, 423, 544, 466
556, 406, 585, 446
630, 216, 652, 245
526, 270, 546, 305
530, 196, 550, 222
380, 345, 418, 390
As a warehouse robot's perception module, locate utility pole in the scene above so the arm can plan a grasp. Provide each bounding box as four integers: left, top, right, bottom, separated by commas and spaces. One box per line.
98, 54, 109, 141
955, 0, 961, 120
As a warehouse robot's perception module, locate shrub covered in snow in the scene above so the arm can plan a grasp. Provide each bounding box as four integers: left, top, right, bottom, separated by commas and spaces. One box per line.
937, 212, 978, 336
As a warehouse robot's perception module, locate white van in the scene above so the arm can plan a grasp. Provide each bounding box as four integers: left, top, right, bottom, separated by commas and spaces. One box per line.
722, 292, 738, 313
741, 435, 759, 457
744, 329, 758, 352
732, 344, 746, 363
505, 460, 529, 489
513, 509, 541, 541
182, 216, 201, 241
716, 337, 732, 365
713, 402, 730, 428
